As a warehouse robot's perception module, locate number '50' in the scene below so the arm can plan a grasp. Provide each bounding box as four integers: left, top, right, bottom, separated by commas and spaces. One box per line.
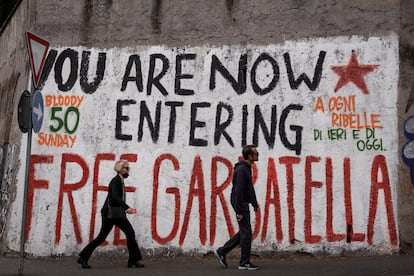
49, 107, 80, 134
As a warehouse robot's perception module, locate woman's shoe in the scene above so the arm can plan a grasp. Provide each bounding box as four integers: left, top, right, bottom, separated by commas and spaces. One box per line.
127, 261, 144, 268
77, 257, 91, 269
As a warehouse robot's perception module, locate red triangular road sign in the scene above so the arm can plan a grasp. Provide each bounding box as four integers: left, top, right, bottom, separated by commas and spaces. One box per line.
26, 32, 49, 88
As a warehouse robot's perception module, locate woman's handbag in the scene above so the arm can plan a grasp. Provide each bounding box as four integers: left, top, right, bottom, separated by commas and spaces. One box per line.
107, 206, 126, 219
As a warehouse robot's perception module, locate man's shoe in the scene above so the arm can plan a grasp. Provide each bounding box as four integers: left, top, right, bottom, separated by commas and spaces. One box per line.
127, 261, 145, 268
214, 249, 227, 267
77, 257, 91, 269
238, 263, 260, 271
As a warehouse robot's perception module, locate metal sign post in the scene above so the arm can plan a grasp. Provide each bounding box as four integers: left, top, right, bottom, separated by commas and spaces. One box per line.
18, 84, 33, 276
18, 32, 49, 276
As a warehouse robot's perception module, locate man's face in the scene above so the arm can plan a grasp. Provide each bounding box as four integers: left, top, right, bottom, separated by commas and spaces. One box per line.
250, 148, 259, 162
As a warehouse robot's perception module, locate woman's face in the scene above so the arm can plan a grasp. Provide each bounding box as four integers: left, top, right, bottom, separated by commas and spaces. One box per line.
120, 162, 130, 178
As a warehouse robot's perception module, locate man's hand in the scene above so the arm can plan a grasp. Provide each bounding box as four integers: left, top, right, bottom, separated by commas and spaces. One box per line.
236, 214, 243, 221
126, 208, 137, 214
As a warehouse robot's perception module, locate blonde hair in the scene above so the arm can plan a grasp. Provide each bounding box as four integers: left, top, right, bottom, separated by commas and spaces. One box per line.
114, 160, 129, 173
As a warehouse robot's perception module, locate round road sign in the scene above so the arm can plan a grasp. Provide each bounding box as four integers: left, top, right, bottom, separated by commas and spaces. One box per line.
32, 90, 44, 133
17, 90, 31, 133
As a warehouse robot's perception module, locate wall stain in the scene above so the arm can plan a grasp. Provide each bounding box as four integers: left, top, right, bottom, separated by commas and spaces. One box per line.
225, 0, 233, 13
82, 0, 93, 44
401, 43, 414, 113
151, 0, 162, 34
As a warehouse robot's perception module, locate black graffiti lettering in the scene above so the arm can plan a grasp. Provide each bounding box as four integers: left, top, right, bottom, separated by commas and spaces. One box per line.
48, 49, 327, 95
214, 102, 234, 146
54, 49, 106, 94
121, 54, 144, 92
283, 51, 326, 91
147, 54, 169, 96
113, 99, 304, 153
80, 51, 106, 94
38, 49, 58, 90
138, 101, 162, 142
175, 54, 196, 96
190, 102, 211, 146
251, 53, 279, 96
115, 99, 137, 141
253, 105, 277, 148
209, 54, 247, 95
54, 48, 78, 92
242, 105, 248, 146
165, 101, 184, 143
279, 104, 303, 155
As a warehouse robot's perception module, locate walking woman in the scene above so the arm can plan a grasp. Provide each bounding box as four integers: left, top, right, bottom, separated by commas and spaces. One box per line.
77, 160, 144, 269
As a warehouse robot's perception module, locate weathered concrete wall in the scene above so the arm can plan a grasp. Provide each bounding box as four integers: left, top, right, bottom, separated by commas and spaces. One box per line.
0, 0, 413, 258
34, 0, 400, 48
0, 0, 28, 251
398, 0, 414, 254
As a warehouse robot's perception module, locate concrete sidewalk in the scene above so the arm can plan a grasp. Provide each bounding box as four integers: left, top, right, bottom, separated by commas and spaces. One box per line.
1, 253, 414, 276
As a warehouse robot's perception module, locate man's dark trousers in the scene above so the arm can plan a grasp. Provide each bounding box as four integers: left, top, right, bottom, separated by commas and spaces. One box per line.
218, 210, 252, 265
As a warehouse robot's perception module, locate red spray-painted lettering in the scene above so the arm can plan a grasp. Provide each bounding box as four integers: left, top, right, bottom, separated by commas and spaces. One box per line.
26, 153, 398, 248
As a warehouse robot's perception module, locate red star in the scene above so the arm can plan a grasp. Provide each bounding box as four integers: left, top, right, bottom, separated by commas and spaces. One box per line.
331, 50, 379, 94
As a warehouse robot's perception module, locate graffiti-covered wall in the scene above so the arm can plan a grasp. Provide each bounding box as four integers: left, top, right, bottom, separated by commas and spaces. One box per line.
6, 35, 400, 256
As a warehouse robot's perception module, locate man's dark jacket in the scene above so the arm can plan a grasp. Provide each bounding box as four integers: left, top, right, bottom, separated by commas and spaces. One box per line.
230, 160, 258, 214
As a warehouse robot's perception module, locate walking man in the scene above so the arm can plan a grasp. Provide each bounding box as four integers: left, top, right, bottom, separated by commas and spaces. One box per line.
215, 145, 260, 270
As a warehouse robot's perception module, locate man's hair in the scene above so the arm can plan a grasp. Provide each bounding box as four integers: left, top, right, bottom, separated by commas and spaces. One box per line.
114, 160, 129, 173
242, 144, 257, 160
